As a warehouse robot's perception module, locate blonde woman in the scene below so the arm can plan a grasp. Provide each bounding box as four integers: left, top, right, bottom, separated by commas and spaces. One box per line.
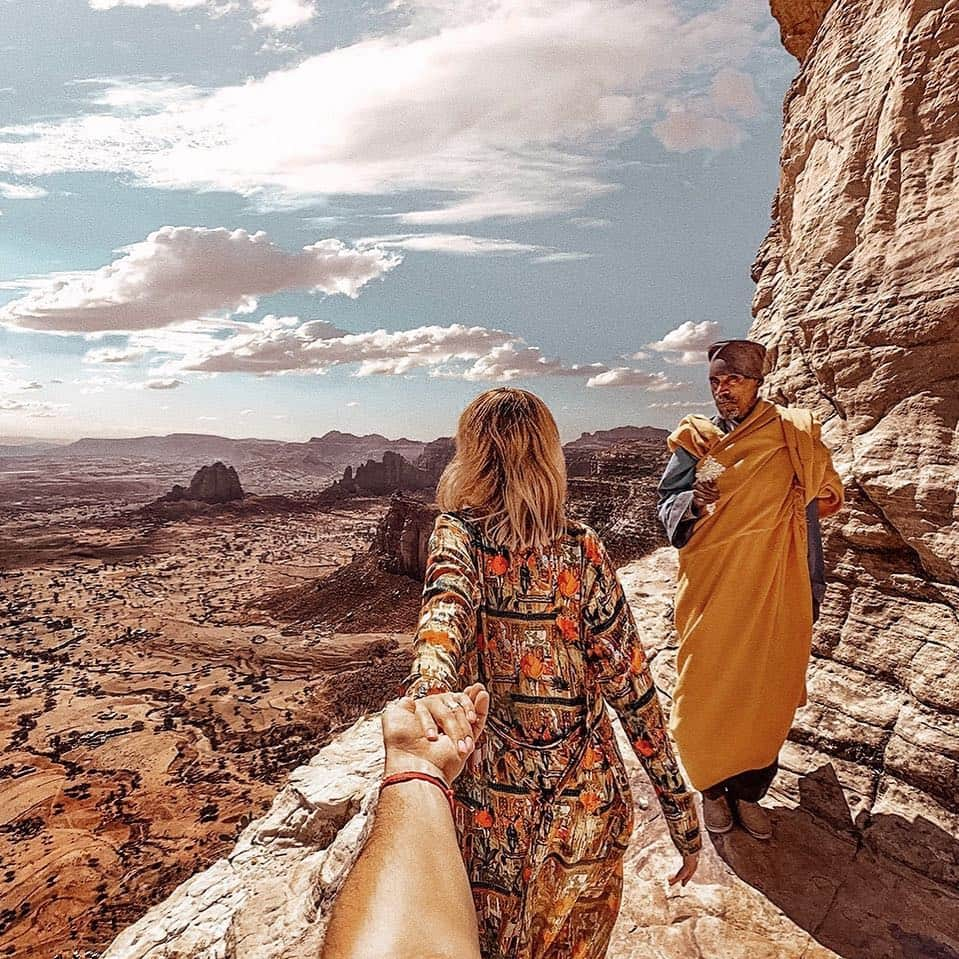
406, 388, 700, 959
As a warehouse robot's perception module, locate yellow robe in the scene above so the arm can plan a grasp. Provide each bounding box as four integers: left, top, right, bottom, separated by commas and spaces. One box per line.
667, 400, 844, 791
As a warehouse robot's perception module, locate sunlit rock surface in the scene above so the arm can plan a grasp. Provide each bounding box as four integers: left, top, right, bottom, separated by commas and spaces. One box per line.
752, 0, 959, 886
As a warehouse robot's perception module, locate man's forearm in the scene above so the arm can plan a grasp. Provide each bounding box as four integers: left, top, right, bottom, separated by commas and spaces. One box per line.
322, 778, 480, 959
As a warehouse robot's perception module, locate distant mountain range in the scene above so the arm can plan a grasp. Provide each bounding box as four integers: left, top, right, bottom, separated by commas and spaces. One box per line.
563, 425, 669, 449
0, 427, 671, 481
0, 430, 427, 475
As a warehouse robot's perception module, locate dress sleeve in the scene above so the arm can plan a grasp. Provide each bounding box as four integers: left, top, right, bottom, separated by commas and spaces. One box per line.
581, 531, 701, 856
656, 448, 701, 549
404, 513, 480, 699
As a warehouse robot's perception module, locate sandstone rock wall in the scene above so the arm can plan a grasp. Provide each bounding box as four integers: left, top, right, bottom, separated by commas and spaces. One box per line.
753, 0, 959, 881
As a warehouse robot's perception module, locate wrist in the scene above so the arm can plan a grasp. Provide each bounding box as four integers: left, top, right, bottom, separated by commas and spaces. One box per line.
383, 749, 449, 784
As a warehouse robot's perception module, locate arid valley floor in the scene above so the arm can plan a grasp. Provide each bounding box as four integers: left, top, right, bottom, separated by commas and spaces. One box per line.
0, 459, 413, 958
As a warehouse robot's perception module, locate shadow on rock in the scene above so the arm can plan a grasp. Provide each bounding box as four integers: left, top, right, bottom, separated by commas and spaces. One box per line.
711, 763, 959, 959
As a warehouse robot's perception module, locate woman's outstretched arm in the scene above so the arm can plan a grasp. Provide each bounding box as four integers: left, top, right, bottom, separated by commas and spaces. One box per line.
405, 513, 480, 699
581, 531, 701, 883
322, 684, 490, 959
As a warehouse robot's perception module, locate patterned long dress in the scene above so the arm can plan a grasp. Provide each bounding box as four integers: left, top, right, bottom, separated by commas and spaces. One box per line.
405, 512, 701, 959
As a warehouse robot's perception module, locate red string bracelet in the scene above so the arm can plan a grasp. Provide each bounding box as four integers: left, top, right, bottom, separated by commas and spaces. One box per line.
380, 771, 455, 815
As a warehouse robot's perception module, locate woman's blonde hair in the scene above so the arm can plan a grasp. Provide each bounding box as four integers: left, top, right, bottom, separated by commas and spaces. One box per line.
437, 387, 567, 553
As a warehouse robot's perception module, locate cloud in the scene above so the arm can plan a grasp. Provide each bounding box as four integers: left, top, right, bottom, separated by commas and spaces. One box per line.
2, 0, 773, 221
250, 0, 314, 30
442, 343, 607, 383
181, 318, 514, 376
0, 397, 67, 417
585, 367, 685, 390
652, 68, 762, 153
0, 181, 48, 200
90, 0, 210, 9
709, 68, 762, 118
144, 378, 183, 389
646, 319, 720, 364
0, 227, 399, 334
357, 234, 545, 256
149, 315, 608, 383
84, 347, 149, 364
652, 110, 745, 152
569, 217, 610, 229
359, 233, 590, 262
0, 372, 67, 417
648, 400, 713, 409
532, 252, 593, 264
88, 0, 315, 29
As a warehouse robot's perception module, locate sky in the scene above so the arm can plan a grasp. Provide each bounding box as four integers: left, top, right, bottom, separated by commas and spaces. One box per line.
0, 0, 797, 443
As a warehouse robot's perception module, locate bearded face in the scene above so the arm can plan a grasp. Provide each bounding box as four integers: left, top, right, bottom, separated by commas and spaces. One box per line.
708, 368, 760, 421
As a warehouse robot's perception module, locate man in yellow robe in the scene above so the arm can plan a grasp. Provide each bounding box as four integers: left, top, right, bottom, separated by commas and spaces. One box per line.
657, 340, 843, 839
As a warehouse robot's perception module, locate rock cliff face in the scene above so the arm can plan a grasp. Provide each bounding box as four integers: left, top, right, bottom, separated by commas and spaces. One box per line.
329, 450, 434, 496
752, 0, 959, 883
372, 494, 436, 578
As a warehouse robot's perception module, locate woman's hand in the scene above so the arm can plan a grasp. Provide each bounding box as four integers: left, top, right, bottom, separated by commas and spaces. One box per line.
384, 683, 490, 784
414, 685, 486, 759
667, 851, 699, 887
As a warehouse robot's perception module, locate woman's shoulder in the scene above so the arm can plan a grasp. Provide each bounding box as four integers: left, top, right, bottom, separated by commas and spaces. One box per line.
563, 518, 591, 541
561, 520, 606, 561
434, 509, 484, 543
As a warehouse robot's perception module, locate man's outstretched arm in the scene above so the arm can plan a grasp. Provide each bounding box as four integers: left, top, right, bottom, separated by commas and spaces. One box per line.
321, 685, 489, 959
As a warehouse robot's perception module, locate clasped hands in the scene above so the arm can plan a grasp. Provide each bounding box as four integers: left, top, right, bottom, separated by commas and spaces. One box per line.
382, 683, 490, 784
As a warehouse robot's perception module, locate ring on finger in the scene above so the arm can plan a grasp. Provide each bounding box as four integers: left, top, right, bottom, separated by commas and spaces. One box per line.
445, 698, 462, 710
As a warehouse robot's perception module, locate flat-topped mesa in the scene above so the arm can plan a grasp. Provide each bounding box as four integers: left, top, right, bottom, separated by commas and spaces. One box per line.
162, 461, 244, 504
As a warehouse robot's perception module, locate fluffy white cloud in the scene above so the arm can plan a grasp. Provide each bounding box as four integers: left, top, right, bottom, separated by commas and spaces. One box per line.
647, 319, 720, 364
0, 227, 399, 334
3, 0, 773, 221
586, 367, 685, 390
709, 68, 762, 118
144, 315, 608, 383
250, 0, 313, 30
443, 343, 607, 383
180, 318, 516, 376
0, 181, 48, 199
0, 373, 67, 417
652, 67, 762, 153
